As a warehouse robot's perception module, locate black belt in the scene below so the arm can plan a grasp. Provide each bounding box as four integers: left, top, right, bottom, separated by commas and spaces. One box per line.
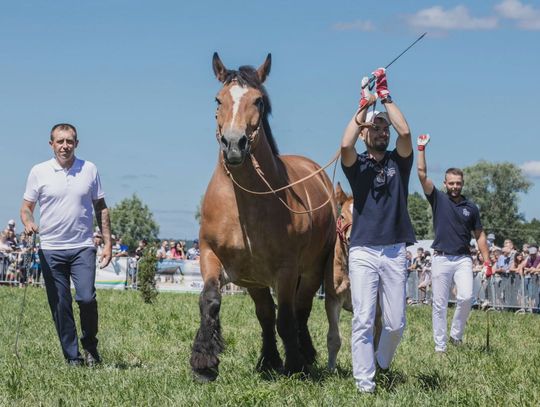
433, 250, 462, 256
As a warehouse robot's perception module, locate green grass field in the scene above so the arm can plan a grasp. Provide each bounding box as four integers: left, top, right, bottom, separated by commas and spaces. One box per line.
1, 286, 539, 406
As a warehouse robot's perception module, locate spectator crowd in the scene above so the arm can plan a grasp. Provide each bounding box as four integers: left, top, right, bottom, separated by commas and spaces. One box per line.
0, 219, 41, 285
1, 218, 538, 311
1, 218, 201, 287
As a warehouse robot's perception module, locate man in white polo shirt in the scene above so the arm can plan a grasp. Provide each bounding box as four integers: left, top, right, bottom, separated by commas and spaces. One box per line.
20, 123, 112, 366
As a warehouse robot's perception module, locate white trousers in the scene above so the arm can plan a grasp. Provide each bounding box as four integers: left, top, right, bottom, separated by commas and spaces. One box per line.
349, 244, 407, 392
431, 254, 473, 352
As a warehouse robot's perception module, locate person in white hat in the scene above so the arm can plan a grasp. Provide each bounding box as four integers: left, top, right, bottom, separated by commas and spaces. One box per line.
340, 68, 416, 393
416, 133, 491, 353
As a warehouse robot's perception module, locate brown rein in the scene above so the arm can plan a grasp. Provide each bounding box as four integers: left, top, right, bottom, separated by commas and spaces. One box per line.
336, 215, 352, 245
217, 126, 341, 215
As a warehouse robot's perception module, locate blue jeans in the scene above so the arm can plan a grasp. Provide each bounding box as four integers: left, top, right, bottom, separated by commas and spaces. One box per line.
39, 247, 98, 361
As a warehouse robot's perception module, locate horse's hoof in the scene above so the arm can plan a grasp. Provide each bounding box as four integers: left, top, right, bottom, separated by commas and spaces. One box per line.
256, 355, 283, 373
302, 349, 317, 366
192, 368, 218, 383
284, 359, 308, 377
327, 361, 337, 373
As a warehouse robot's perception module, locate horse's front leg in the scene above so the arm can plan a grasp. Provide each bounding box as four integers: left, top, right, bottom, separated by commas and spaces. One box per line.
190, 248, 224, 382
276, 267, 305, 375
247, 287, 283, 372
295, 273, 321, 366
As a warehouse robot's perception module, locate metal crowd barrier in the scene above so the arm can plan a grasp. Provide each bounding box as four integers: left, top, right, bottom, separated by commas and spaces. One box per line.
405, 270, 539, 312
0, 254, 14, 284
406, 271, 432, 305
0, 252, 43, 287
135, 258, 244, 294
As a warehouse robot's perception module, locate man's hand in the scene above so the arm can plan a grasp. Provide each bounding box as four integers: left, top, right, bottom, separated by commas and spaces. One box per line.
483, 260, 493, 276
359, 76, 377, 109
417, 134, 430, 151
24, 222, 39, 235
99, 245, 112, 269
372, 67, 390, 100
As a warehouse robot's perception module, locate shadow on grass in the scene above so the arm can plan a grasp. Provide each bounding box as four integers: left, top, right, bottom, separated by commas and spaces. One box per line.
376, 369, 407, 392
258, 362, 352, 384
109, 360, 144, 370
454, 342, 496, 355
414, 370, 445, 391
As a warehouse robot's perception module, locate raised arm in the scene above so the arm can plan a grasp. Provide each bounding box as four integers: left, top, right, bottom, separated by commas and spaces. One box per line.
20, 199, 39, 235
372, 68, 412, 158
416, 134, 434, 195
93, 198, 112, 268
341, 76, 376, 167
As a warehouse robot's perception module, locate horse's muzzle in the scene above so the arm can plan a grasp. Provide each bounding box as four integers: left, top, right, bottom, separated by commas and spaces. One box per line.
221, 134, 249, 166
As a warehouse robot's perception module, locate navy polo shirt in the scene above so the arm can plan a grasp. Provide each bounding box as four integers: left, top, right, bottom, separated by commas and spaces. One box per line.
426, 187, 482, 255
342, 149, 416, 247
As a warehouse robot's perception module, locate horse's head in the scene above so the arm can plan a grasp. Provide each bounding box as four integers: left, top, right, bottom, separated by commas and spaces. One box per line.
335, 182, 353, 245
212, 52, 277, 166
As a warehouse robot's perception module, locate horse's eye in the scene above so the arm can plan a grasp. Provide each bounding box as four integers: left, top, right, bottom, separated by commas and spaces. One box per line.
255, 97, 263, 109
215, 98, 222, 105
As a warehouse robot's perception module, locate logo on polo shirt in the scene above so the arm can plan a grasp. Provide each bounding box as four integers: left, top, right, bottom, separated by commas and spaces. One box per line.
463, 208, 470, 217
375, 167, 396, 184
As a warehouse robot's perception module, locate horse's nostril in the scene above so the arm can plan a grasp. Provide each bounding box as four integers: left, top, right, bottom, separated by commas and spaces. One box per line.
238, 135, 248, 150
220, 136, 229, 148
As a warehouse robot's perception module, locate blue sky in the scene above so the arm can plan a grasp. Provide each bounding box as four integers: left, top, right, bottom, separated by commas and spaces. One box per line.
1, 1, 540, 239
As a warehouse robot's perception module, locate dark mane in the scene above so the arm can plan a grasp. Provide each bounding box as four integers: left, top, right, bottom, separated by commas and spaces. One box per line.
223, 66, 279, 156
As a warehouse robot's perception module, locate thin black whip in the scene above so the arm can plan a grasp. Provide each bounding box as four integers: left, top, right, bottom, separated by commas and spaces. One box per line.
362, 32, 427, 89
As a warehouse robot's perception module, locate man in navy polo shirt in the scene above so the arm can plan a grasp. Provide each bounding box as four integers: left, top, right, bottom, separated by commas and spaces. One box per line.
416, 134, 490, 353
20, 123, 112, 366
341, 68, 416, 393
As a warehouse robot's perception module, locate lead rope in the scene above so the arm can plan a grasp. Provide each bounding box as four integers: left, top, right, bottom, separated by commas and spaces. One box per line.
14, 233, 37, 366
217, 124, 341, 215
249, 151, 339, 215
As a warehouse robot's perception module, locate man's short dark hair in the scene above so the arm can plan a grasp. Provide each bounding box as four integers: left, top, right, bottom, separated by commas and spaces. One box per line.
50, 123, 77, 141
445, 167, 464, 179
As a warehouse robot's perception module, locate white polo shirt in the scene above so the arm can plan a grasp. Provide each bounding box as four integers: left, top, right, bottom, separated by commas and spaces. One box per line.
24, 157, 105, 250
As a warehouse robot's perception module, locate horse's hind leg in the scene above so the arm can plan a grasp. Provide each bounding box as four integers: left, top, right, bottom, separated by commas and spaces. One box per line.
325, 283, 343, 372
248, 287, 283, 372
190, 251, 224, 382
374, 293, 382, 352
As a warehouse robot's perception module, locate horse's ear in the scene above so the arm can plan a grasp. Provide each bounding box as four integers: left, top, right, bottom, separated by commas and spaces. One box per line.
257, 53, 271, 83
213, 52, 228, 83
335, 182, 348, 206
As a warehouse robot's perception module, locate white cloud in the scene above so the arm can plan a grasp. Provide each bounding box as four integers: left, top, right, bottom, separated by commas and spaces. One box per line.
495, 0, 540, 30
333, 20, 375, 32
405, 5, 498, 31
520, 161, 540, 178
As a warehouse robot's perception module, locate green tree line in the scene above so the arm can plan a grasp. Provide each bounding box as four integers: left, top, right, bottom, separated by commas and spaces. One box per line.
106, 161, 539, 251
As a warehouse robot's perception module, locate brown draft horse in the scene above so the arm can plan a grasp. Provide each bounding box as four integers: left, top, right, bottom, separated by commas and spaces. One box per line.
190, 53, 337, 382
324, 182, 381, 371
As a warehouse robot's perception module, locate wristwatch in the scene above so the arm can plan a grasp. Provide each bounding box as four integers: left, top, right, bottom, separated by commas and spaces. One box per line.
381, 95, 393, 104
